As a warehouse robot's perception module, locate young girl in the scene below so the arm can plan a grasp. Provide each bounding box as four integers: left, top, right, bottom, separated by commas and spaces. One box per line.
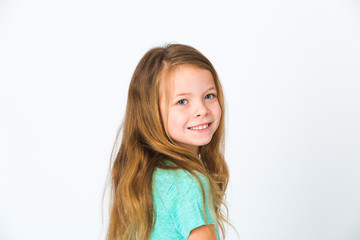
107, 44, 230, 240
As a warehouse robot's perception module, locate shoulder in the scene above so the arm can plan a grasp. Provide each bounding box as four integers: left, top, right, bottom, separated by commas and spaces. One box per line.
152, 167, 213, 215
152, 168, 210, 197
152, 168, 218, 239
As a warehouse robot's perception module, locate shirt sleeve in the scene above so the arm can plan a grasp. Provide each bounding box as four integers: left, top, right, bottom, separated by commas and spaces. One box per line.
166, 170, 217, 239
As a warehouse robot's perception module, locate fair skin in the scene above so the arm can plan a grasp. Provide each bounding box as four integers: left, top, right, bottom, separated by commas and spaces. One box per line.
187, 224, 217, 240
159, 65, 221, 239
160, 65, 222, 155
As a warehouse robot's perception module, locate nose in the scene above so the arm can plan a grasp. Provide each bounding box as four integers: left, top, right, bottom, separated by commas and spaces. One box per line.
193, 100, 209, 117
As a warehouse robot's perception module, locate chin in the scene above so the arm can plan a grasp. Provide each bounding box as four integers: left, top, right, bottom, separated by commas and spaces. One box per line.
193, 139, 212, 147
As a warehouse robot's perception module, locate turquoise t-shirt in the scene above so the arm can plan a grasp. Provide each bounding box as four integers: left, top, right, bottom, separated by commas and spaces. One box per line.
150, 168, 220, 240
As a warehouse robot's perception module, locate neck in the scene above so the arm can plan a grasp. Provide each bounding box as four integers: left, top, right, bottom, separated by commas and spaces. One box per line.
176, 143, 199, 156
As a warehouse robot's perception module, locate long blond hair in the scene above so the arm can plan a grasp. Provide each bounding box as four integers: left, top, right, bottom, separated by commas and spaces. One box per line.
106, 44, 230, 239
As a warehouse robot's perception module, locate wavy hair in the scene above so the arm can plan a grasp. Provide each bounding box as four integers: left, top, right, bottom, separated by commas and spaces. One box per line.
106, 44, 230, 239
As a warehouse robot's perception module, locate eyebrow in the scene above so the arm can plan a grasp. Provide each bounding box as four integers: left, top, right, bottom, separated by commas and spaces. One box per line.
173, 86, 216, 98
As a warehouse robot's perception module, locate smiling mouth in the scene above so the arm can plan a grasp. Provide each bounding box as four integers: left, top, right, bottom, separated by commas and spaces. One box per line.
188, 123, 212, 130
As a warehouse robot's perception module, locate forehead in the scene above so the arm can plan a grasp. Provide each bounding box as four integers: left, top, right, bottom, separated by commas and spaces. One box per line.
161, 65, 216, 96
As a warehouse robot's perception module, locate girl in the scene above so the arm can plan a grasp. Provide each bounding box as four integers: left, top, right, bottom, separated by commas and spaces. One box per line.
106, 44, 230, 240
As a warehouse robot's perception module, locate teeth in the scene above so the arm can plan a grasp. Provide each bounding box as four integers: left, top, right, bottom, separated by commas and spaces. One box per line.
190, 124, 209, 130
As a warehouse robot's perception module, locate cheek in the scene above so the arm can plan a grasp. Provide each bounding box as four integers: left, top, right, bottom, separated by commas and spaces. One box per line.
214, 102, 222, 121
211, 103, 222, 131
167, 110, 187, 132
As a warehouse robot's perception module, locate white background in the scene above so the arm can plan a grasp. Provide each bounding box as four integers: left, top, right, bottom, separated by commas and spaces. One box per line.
1, 0, 360, 239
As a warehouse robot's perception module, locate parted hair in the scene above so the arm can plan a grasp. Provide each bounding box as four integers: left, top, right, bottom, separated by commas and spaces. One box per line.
106, 43, 230, 240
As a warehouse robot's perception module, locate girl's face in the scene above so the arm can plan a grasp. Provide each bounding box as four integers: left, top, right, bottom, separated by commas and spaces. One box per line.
160, 65, 222, 155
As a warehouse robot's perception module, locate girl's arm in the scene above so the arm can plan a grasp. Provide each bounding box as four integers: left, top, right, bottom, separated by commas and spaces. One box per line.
187, 224, 217, 240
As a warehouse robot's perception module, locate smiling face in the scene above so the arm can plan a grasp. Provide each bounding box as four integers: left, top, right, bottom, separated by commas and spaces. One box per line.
159, 65, 222, 155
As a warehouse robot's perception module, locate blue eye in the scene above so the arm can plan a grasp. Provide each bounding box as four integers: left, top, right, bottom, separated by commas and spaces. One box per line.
177, 99, 187, 105
205, 94, 215, 99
